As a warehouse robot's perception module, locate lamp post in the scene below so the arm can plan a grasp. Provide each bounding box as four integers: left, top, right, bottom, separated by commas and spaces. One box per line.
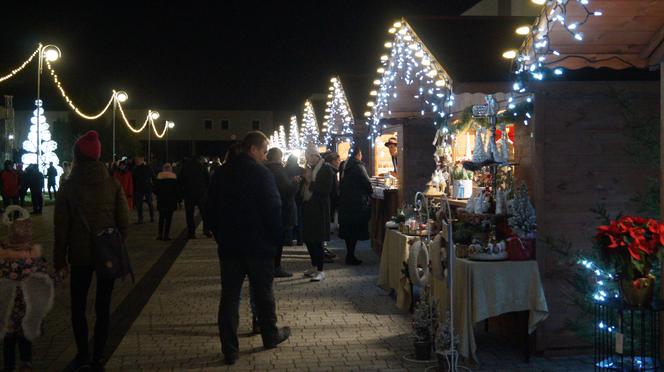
36, 44, 60, 174
112, 91, 128, 162
148, 110, 160, 164
165, 121, 175, 162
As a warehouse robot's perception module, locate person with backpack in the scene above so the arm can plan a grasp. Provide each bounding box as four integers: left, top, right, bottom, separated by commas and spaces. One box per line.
54, 131, 130, 371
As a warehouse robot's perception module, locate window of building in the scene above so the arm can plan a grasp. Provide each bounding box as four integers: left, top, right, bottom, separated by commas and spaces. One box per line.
252, 120, 260, 130
204, 119, 212, 130
221, 119, 229, 130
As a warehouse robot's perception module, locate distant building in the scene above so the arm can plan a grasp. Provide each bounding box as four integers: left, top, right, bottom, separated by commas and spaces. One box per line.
0, 96, 16, 162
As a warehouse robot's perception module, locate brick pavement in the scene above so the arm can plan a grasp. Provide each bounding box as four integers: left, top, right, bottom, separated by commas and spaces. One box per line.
106, 229, 596, 372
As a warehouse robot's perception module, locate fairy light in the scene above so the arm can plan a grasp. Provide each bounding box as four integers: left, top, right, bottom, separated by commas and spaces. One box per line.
366, 18, 453, 142
300, 100, 320, 148
323, 76, 355, 148
288, 115, 301, 150
0, 44, 41, 83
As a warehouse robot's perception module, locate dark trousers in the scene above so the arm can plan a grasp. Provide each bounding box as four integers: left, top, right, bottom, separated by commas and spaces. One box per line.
47, 180, 57, 199
30, 189, 43, 214
305, 241, 324, 271
292, 203, 304, 245
158, 209, 174, 238
275, 230, 290, 269
3, 334, 31, 369
185, 197, 208, 236
134, 191, 154, 222
70, 266, 115, 362
218, 256, 279, 356
2, 196, 19, 209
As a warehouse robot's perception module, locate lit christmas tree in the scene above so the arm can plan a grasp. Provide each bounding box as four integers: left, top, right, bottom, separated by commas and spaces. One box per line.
278, 125, 287, 149
21, 99, 62, 186
288, 115, 300, 150
323, 76, 354, 148
300, 100, 320, 149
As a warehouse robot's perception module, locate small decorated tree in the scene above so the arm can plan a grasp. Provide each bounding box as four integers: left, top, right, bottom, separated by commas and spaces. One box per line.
288, 115, 300, 150
300, 100, 320, 149
435, 310, 459, 352
508, 182, 537, 237
471, 128, 488, 163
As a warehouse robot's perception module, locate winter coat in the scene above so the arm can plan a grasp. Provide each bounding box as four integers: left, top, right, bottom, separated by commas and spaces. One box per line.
0, 170, 20, 198
266, 161, 298, 229
154, 171, 180, 211
285, 163, 305, 204
113, 169, 134, 209
338, 158, 373, 241
47, 166, 57, 182
0, 244, 53, 340
132, 163, 154, 194
302, 161, 335, 242
25, 168, 44, 193
54, 161, 130, 269
206, 153, 282, 259
179, 159, 210, 201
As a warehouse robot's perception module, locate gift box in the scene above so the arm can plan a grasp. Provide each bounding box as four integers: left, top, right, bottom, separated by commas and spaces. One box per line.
507, 237, 535, 261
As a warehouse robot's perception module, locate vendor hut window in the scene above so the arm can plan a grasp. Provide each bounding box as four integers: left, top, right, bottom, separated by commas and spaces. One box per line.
204, 119, 213, 130
221, 119, 229, 130
252, 120, 261, 130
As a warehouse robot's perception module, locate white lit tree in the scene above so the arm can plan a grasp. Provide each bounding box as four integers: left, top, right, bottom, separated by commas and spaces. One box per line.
323, 76, 354, 148
21, 99, 62, 187
300, 100, 320, 149
278, 125, 287, 149
288, 115, 300, 150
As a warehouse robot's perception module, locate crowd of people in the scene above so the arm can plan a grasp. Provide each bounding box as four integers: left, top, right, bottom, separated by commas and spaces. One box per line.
0, 129, 374, 370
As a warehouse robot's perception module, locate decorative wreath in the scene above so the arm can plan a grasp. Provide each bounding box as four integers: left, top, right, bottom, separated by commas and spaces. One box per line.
408, 240, 430, 287
2, 205, 30, 226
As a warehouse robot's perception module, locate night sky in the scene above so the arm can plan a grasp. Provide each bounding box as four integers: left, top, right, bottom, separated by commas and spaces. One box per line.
1, 1, 480, 113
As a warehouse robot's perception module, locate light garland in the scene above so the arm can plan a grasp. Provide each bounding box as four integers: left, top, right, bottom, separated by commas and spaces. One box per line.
0, 45, 41, 83
577, 258, 619, 334
323, 76, 354, 148
300, 100, 320, 149
288, 115, 301, 150
366, 19, 454, 142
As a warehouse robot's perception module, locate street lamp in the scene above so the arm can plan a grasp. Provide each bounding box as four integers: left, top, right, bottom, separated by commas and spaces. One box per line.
147, 110, 159, 164
112, 90, 128, 162
165, 121, 175, 162
36, 44, 60, 174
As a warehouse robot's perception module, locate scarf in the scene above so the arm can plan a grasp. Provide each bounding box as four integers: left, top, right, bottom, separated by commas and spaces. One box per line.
302, 158, 324, 202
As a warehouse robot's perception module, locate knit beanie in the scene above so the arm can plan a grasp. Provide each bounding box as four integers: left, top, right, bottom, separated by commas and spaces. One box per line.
74, 130, 101, 161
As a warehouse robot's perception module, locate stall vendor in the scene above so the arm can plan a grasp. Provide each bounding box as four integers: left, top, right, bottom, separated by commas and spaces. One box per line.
385, 137, 398, 177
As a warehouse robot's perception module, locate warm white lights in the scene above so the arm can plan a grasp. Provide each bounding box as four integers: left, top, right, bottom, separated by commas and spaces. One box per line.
502, 50, 518, 59
167, 121, 175, 129
323, 76, 355, 147
515, 26, 531, 35
115, 91, 128, 102
531, 0, 546, 4
0, 45, 40, 83
150, 111, 160, 120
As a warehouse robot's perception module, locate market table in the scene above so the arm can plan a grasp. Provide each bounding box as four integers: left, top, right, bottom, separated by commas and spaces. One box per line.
377, 228, 414, 312
431, 258, 549, 363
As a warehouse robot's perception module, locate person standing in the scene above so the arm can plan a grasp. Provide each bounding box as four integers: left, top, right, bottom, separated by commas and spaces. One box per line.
206, 131, 290, 365
132, 156, 155, 224
54, 130, 130, 370
0, 160, 20, 209
265, 148, 298, 278
153, 163, 179, 240
338, 147, 373, 265
113, 160, 134, 210
284, 155, 304, 246
59, 161, 72, 188
323, 152, 341, 262
179, 155, 211, 239
25, 165, 44, 215
302, 147, 335, 282
46, 162, 58, 200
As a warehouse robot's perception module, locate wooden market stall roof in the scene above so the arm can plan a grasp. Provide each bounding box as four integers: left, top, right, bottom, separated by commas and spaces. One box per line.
525, 0, 664, 70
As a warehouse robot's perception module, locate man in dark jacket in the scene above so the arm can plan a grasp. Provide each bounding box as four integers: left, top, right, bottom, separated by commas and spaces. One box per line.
47, 161, 58, 199
179, 155, 211, 238
25, 164, 44, 215
206, 131, 290, 365
265, 147, 298, 278
132, 156, 155, 224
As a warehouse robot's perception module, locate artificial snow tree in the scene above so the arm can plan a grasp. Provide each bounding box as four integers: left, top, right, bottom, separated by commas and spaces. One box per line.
471, 128, 489, 163
21, 99, 62, 186
300, 100, 320, 149
508, 182, 537, 237
288, 115, 301, 151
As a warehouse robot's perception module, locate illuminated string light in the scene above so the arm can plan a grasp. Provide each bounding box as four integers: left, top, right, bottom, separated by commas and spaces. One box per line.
288, 115, 301, 150
323, 76, 354, 148
0, 44, 41, 83
300, 100, 320, 148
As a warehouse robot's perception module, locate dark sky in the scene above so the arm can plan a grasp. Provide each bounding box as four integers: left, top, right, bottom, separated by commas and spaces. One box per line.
1, 1, 480, 113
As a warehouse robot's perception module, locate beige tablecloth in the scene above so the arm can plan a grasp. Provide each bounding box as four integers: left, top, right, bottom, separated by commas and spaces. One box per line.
431, 258, 549, 363
377, 229, 413, 312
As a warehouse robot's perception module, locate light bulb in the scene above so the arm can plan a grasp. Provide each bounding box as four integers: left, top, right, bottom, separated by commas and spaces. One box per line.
115, 91, 128, 102
515, 26, 530, 35
502, 50, 517, 59
43, 47, 60, 62
150, 111, 160, 120
531, 0, 546, 4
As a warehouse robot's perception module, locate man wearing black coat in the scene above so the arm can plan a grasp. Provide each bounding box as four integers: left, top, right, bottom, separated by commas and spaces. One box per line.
132, 156, 155, 224
179, 155, 211, 239
206, 131, 290, 365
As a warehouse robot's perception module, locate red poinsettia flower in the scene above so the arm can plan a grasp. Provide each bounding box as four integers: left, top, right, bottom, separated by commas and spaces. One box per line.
631, 216, 647, 225
647, 219, 659, 234
627, 241, 643, 260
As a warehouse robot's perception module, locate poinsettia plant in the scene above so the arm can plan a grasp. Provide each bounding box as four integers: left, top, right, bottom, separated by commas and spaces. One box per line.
596, 215, 664, 280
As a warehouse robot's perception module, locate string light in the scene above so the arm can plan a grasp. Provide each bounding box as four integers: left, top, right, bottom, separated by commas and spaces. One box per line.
288, 115, 301, 150
322, 76, 354, 148
300, 100, 320, 148
0, 44, 41, 83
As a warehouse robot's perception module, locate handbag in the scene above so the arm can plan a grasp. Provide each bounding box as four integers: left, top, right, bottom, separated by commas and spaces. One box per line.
70, 189, 134, 282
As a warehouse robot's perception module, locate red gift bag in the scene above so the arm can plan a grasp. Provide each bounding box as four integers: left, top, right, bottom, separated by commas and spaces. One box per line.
507, 237, 536, 261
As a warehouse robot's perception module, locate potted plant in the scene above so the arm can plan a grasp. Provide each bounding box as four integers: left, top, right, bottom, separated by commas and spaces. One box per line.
435, 311, 459, 370
595, 215, 664, 307
412, 297, 436, 360
451, 165, 473, 199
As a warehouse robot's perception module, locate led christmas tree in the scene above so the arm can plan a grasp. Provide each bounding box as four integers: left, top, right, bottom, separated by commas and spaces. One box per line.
288, 115, 300, 150
21, 99, 62, 186
278, 125, 287, 150
323, 76, 354, 148
300, 100, 320, 149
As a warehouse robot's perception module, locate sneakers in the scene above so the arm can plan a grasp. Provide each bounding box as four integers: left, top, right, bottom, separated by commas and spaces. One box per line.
275, 267, 293, 278
323, 248, 337, 258
264, 326, 291, 349
310, 271, 325, 282
303, 268, 316, 277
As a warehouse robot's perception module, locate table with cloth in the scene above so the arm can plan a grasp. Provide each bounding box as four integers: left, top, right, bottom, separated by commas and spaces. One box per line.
377, 229, 549, 363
